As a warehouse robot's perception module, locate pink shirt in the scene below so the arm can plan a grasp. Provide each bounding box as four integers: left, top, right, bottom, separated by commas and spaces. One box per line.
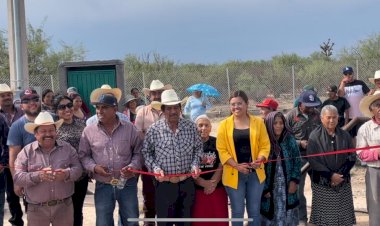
79, 120, 142, 183
14, 140, 83, 204
135, 105, 164, 134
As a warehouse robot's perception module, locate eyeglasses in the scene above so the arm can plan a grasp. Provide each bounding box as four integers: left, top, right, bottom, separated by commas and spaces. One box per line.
57, 102, 73, 110
21, 97, 39, 104
344, 72, 353, 76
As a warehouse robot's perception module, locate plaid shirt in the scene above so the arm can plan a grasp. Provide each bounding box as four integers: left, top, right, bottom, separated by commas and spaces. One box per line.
142, 118, 203, 174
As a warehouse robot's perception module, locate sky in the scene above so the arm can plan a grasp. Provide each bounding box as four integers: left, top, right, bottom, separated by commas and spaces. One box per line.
0, 0, 379, 64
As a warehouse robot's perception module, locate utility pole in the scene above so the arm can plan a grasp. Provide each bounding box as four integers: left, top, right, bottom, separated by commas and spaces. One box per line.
7, 0, 29, 91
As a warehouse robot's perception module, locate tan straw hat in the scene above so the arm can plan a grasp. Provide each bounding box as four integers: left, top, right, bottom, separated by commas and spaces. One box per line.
90, 84, 122, 103
0, 84, 13, 94
368, 70, 380, 84
142, 80, 172, 96
24, 112, 63, 134
359, 90, 380, 117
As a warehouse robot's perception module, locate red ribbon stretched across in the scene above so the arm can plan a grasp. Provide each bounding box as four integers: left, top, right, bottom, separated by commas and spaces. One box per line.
128, 145, 380, 177
5, 145, 379, 177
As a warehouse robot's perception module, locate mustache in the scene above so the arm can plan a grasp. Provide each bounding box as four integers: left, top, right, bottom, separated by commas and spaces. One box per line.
42, 136, 54, 140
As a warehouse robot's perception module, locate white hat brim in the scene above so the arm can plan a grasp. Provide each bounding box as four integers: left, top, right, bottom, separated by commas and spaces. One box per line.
24, 119, 64, 134
90, 88, 122, 103
151, 99, 186, 111
142, 84, 172, 96
359, 94, 380, 117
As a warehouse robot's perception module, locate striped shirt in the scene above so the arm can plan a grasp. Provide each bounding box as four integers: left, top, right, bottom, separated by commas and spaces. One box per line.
142, 118, 203, 174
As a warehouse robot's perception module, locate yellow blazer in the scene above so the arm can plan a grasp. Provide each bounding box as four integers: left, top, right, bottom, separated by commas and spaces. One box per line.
216, 114, 270, 189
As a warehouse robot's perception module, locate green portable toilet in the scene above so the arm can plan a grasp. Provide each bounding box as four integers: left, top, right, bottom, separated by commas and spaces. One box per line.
58, 60, 125, 115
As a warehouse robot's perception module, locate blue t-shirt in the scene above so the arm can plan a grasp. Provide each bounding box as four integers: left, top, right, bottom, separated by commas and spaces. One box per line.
7, 116, 36, 148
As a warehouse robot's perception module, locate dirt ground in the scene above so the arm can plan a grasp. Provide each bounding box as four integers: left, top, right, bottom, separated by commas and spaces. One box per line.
3, 118, 369, 225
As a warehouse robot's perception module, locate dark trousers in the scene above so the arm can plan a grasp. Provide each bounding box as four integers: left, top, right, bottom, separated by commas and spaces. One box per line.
4, 168, 24, 226
155, 178, 195, 226
72, 175, 89, 226
142, 166, 156, 225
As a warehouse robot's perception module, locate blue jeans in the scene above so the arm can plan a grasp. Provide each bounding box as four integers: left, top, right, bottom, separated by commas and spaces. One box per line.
0, 171, 5, 226
225, 172, 264, 226
94, 177, 139, 226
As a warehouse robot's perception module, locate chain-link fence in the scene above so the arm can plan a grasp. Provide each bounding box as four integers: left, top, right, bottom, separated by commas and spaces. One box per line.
1, 58, 379, 112
124, 59, 380, 111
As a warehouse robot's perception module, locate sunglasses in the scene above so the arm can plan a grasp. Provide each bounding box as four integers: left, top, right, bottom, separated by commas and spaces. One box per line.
57, 102, 73, 110
344, 72, 353, 76
21, 97, 39, 104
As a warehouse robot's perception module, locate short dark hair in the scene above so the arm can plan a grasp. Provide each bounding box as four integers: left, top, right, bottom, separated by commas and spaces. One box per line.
42, 89, 54, 100
229, 90, 249, 104
53, 95, 73, 113
131, 88, 139, 93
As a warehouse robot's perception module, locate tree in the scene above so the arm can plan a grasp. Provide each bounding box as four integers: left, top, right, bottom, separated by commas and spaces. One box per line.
320, 38, 334, 58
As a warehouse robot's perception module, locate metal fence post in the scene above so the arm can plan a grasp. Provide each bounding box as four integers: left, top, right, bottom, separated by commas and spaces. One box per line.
226, 67, 231, 100
292, 64, 295, 100
50, 74, 54, 91
142, 72, 147, 103
356, 59, 359, 79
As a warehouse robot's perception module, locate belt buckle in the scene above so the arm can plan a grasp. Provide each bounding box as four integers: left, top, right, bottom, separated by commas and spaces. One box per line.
110, 178, 119, 186
169, 177, 180, 183
47, 200, 58, 206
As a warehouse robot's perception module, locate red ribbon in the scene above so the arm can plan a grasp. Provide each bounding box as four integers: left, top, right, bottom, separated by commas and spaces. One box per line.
6, 145, 379, 177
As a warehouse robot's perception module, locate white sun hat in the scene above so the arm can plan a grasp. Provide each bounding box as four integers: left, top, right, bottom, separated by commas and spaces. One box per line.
24, 112, 64, 134
359, 90, 380, 117
142, 80, 172, 96
369, 70, 380, 84
0, 84, 13, 94
90, 84, 122, 103
151, 89, 187, 110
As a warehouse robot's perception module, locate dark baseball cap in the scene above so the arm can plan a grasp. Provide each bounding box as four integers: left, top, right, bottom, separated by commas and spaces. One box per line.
326, 85, 338, 93
299, 90, 321, 107
91, 94, 118, 107
343, 66, 353, 74
20, 88, 39, 100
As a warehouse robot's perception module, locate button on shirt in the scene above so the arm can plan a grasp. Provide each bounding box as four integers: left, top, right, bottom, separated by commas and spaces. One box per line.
356, 120, 380, 168
79, 120, 143, 183
142, 118, 203, 174
13, 140, 83, 204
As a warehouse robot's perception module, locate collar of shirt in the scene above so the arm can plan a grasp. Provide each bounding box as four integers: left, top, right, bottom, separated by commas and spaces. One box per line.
32, 140, 64, 153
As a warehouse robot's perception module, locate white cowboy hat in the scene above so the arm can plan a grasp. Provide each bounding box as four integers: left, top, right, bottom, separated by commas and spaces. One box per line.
24, 112, 64, 134
359, 90, 380, 117
0, 84, 13, 94
142, 80, 172, 96
369, 70, 380, 84
90, 84, 122, 103
151, 89, 186, 110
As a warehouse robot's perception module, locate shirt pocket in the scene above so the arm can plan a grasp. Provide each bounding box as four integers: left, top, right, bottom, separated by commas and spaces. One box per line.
53, 158, 71, 169
155, 140, 172, 157
179, 140, 194, 156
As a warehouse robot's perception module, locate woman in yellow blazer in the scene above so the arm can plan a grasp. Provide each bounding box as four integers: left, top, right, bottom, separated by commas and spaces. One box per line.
216, 90, 270, 226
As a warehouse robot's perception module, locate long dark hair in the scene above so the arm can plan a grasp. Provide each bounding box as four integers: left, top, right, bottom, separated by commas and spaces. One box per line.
264, 111, 291, 155
229, 90, 248, 104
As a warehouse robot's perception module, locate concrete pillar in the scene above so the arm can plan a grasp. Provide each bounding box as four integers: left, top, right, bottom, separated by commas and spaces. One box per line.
7, 0, 29, 91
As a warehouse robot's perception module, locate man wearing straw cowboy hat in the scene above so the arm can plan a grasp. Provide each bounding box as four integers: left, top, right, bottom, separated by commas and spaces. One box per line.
86, 84, 130, 126
0, 84, 24, 226
142, 89, 202, 226
356, 90, 380, 226
135, 79, 171, 225
368, 70, 380, 95
79, 93, 142, 226
13, 112, 83, 226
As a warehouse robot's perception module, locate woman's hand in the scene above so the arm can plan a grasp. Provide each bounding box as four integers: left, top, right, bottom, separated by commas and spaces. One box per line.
203, 179, 217, 195
235, 163, 252, 174
288, 181, 298, 194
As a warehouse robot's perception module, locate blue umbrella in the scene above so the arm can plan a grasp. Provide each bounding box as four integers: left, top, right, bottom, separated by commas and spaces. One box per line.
187, 83, 221, 97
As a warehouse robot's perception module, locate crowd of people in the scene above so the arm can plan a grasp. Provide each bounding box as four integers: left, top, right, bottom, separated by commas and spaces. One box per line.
0, 66, 379, 226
